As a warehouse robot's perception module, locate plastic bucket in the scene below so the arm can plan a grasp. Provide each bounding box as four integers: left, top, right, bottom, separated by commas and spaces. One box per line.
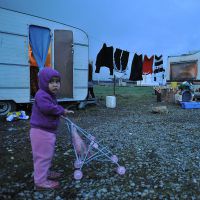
182, 90, 192, 102
106, 96, 116, 108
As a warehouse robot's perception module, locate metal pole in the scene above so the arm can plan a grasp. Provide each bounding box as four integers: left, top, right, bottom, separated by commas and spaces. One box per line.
114, 75, 116, 96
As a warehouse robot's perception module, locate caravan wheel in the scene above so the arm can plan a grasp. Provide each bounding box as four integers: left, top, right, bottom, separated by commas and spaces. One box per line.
0, 101, 16, 117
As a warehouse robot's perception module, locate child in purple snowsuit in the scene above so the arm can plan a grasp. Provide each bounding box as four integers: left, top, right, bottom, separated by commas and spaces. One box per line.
30, 67, 73, 190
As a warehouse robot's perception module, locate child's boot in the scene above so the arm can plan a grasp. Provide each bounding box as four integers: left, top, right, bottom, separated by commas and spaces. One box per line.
35, 180, 60, 190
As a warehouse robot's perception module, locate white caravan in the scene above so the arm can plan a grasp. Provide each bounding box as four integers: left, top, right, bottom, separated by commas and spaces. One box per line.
0, 7, 89, 116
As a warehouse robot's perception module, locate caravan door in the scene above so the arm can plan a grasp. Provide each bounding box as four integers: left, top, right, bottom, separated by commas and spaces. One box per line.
54, 30, 73, 98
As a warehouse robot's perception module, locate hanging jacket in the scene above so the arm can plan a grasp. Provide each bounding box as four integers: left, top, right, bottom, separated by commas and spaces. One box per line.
95, 43, 114, 75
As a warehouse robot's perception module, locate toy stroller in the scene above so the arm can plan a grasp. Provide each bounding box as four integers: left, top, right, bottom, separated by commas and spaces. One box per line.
62, 117, 126, 180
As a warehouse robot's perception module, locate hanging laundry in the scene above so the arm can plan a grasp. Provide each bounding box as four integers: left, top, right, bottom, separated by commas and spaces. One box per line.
95, 43, 114, 75
154, 55, 165, 73
121, 50, 129, 71
155, 55, 163, 66
142, 55, 154, 75
114, 48, 122, 71
153, 54, 165, 84
129, 53, 143, 81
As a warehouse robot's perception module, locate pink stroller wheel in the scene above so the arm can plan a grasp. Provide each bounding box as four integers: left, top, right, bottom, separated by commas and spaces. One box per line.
116, 166, 126, 175
74, 170, 83, 180
74, 159, 83, 169
111, 155, 118, 163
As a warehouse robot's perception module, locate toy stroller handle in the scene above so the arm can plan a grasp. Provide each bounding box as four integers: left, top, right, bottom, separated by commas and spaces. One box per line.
61, 116, 73, 124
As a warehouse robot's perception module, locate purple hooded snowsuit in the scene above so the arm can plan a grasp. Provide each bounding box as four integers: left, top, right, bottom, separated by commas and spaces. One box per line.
30, 67, 65, 133
30, 67, 64, 186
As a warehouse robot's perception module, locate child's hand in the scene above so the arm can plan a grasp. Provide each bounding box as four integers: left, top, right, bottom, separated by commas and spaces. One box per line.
64, 109, 74, 116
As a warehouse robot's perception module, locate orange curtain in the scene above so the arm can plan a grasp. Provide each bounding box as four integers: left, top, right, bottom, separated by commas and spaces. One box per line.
29, 46, 51, 67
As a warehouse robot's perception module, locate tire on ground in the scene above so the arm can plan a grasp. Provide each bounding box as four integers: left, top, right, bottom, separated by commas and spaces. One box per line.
0, 101, 16, 117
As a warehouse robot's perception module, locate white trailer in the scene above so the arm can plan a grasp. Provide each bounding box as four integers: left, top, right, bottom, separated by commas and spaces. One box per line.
0, 7, 89, 116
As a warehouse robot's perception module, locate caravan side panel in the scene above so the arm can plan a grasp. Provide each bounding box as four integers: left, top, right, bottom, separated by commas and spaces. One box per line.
0, 31, 30, 103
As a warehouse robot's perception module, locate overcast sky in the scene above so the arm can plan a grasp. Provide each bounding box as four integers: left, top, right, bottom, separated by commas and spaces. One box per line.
1, 0, 200, 80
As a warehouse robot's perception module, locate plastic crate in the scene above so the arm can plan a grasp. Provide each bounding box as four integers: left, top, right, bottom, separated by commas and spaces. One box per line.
181, 101, 200, 109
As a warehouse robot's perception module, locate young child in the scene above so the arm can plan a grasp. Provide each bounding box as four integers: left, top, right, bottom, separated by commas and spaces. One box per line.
30, 67, 74, 190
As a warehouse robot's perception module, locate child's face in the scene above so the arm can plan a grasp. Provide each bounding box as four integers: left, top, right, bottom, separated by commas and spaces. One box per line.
48, 76, 60, 95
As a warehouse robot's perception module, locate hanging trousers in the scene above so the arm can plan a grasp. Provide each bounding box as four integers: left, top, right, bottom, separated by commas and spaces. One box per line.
121, 50, 129, 71
114, 48, 122, 70
129, 53, 143, 81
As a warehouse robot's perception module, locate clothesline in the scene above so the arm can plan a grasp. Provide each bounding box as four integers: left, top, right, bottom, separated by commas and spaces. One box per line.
88, 34, 163, 57
95, 42, 165, 82
88, 34, 165, 84
89, 35, 138, 54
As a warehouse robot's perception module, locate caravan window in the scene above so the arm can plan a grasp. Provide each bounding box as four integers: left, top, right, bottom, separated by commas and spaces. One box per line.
170, 61, 198, 81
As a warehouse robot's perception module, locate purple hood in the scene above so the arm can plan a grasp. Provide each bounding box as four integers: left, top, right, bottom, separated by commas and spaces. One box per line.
38, 67, 61, 94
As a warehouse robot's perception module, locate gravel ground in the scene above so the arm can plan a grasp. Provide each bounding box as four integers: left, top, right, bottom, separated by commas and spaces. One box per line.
1, 89, 200, 199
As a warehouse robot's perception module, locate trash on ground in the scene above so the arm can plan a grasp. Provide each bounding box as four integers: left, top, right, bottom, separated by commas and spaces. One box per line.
6, 111, 29, 122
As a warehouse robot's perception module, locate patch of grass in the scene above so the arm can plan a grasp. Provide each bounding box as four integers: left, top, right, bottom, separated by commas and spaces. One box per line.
94, 85, 153, 97
94, 85, 155, 105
